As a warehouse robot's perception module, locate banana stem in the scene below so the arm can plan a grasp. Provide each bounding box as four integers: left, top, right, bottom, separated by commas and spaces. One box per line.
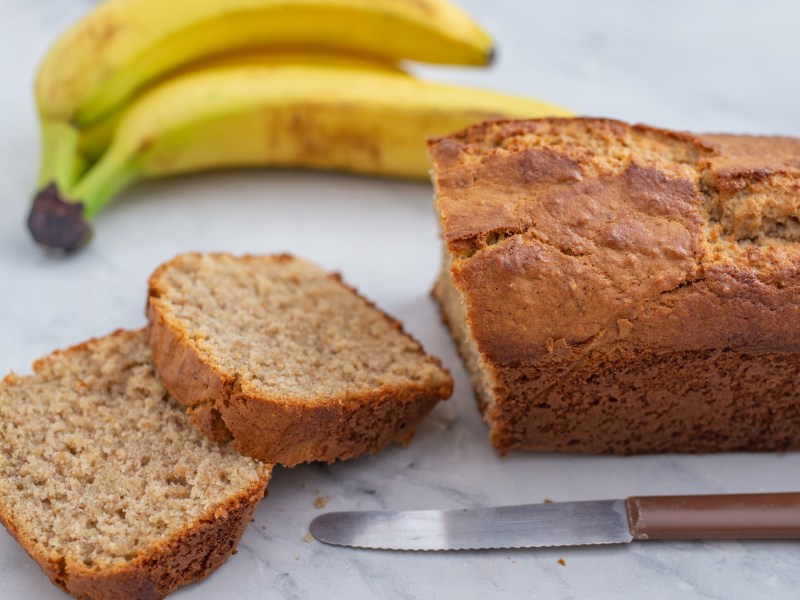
70, 151, 139, 219
78, 111, 121, 163
29, 120, 94, 252
37, 120, 86, 191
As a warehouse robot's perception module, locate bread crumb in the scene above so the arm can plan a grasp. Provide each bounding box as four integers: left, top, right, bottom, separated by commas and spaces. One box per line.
295, 555, 301, 561
558, 558, 566, 566
0, 329, 270, 596
543, 498, 553, 504
304, 532, 314, 543
314, 495, 329, 509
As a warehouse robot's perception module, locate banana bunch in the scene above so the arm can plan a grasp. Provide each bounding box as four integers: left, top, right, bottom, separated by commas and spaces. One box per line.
29, 0, 573, 252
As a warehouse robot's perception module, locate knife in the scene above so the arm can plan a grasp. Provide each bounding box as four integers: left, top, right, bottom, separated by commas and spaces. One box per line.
309, 492, 800, 550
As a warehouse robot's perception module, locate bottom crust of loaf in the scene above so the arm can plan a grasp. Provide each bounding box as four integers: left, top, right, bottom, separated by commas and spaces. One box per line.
434, 267, 800, 455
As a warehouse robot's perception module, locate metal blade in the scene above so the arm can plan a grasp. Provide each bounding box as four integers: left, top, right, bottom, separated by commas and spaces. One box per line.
310, 499, 633, 551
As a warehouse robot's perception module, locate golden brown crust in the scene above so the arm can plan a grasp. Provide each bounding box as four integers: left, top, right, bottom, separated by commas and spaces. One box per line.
0, 330, 271, 600
449, 162, 704, 364
482, 348, 800, 455
699, 132, 800, 177
430, 117, 800, 454
147, 253, 453, 467
219, 386, 444, 466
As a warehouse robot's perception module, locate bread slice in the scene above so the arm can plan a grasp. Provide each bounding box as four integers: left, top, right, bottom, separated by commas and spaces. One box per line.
146, 253, 453, 467
430, 117, 800, 455
0, 330, 271, 600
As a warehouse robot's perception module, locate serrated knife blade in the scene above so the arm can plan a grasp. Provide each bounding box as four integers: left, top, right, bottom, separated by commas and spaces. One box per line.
311, 499, 631, 550
309, 492, 800, 551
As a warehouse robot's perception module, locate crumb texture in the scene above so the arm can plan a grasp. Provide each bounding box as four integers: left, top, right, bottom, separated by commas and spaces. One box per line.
150, 254, 447, 399
430, 117, 800, 454
0, 330, 270, 598
148, 253, 452, 465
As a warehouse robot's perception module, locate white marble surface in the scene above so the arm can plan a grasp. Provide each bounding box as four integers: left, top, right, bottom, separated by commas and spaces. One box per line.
2, 1, 800, 598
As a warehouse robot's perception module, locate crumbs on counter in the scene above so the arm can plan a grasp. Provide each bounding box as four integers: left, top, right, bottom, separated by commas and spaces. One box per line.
314, 495, 329, 509
558, 559, 566, 566
304, 532, 314, 543
543, 498, 553, 504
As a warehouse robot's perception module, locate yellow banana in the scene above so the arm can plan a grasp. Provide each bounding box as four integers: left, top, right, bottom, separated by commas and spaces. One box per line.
37, 0, 494, 127
29, 64, 571, 251
34, 0, 492, 198
77, 49, 406, 163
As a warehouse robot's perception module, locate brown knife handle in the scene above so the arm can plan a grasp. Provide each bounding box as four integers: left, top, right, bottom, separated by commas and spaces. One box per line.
625, 492, 800, 540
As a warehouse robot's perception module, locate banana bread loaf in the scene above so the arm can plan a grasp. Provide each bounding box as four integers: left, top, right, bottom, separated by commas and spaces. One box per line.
430, 117, 800, 454
0, 330, 271, 599
147, 253, 453, 466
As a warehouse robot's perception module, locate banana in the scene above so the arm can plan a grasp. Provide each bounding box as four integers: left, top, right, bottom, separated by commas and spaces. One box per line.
28, 64, 572, 251
35, 0, 493, 200
77, 49, 407, 164
37, 0, 494, 126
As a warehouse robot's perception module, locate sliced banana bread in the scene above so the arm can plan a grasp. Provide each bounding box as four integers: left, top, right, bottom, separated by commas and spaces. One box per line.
0, 330, 271, 600
430, 117, 800, 455
147, 253, 453, 467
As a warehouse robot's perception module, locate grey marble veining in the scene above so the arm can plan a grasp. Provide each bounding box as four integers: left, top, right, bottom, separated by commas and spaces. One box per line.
2, 0, 800, 598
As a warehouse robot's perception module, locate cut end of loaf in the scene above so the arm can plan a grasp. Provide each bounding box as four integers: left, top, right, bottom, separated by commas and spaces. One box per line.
0, 330, 270, 598
432, 252, 496, 417
147, 253, 453, 466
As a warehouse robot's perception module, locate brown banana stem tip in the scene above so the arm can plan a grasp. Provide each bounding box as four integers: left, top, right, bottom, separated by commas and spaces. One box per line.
27, 183, 92, 253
